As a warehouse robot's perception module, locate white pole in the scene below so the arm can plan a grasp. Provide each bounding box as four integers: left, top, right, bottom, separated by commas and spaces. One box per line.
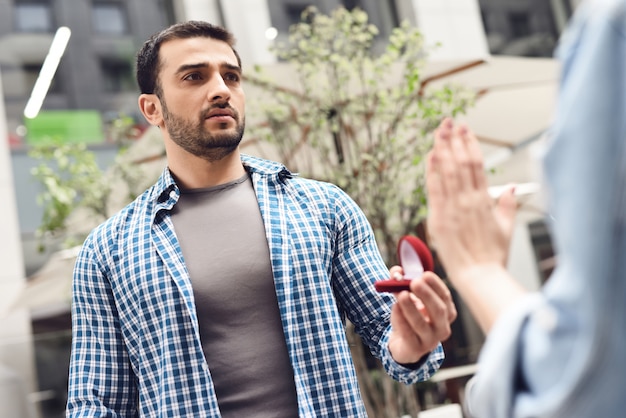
0, 65, 40, 418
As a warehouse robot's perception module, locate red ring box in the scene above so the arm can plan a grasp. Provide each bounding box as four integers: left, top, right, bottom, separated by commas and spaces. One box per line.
374, 235, 434, 293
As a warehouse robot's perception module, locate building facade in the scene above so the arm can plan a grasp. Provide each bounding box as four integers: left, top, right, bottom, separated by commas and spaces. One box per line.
0, 0, 175, 148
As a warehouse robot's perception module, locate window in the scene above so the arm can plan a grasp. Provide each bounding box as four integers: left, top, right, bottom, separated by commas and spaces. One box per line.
529, 219, 556, 284
478, 0, 566, 57
267, 0, 399, 50
100, 58, 134, 92
267, 1, 309, 33
15, 1, 53, 32
509, 12, 531, 38
92, 1, 128, 35
23, 63, 62, 94
286, 4, 310, 26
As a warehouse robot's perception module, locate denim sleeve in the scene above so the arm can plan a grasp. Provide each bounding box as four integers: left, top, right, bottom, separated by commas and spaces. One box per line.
466, 2, 626, 417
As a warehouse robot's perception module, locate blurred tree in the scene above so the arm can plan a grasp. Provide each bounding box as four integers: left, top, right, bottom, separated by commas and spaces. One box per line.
29, 136, 150, 250
246, 6, 474, 264
245, 6, 475, 416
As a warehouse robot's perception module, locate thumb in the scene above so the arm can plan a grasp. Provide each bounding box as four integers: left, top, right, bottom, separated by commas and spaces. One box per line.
495, 184, 518, 224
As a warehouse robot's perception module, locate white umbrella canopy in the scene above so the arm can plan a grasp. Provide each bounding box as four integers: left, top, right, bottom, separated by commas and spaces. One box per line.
423, 55, 560, 221
422, 55, 559, 157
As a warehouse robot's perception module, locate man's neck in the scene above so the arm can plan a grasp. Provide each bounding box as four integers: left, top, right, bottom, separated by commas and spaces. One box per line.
168, 149, 246, 190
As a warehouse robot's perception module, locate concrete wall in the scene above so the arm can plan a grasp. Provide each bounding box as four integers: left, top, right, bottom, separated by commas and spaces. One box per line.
411, 0, 490, 60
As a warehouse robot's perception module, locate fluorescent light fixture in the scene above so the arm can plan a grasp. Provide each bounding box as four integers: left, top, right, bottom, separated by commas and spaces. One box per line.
24, 26, 71, 119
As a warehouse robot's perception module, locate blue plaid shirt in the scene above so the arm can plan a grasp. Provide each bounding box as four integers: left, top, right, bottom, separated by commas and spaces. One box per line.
66, 154, 444, 417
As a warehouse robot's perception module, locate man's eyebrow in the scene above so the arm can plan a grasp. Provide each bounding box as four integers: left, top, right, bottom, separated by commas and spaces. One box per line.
222, 63, 242, 74
174, 62, 241, 75
174, 62, 208, 75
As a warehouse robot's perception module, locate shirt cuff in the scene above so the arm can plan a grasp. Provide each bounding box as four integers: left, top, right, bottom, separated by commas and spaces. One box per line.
379, 332, 445, 384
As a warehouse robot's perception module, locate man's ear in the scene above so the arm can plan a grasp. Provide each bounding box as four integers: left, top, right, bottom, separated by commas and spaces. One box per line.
138, 94, 163, 127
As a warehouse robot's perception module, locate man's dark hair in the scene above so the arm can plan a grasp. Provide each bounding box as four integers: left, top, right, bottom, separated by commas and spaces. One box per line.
136, 20, 241, 96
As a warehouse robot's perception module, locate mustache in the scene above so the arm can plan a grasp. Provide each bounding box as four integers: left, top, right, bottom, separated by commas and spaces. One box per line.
200, 103, 238, 120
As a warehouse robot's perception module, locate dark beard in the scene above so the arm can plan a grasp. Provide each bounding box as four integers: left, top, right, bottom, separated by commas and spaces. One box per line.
161, 100, 245, 162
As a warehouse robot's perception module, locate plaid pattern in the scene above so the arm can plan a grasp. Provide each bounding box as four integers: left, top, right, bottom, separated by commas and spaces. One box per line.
67, 154, 444, 417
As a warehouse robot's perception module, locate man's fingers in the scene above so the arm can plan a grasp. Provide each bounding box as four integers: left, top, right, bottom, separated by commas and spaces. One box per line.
398, 279, 453, 342
410, 279, 451, 327
395, 291, 432, 335
389, 265, 404, 280
421, 272, 458, 323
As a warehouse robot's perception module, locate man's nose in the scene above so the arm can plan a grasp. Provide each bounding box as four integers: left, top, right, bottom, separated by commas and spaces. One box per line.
207, 74, 231, 103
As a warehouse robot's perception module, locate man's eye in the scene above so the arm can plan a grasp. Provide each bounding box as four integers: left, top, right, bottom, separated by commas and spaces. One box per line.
224, 72, 240, 82
183, 73, 202, 81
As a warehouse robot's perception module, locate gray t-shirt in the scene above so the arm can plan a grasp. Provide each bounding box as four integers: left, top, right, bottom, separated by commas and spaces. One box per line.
171, 173, 299, 417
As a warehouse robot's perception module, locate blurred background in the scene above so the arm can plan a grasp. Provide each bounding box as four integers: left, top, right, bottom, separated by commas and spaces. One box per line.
1, 0, 579, 416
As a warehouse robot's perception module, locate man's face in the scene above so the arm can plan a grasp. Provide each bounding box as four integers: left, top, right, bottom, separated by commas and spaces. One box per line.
156, 37, 245, 162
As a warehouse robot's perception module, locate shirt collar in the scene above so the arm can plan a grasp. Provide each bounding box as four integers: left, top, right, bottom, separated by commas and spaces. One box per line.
149, 153, 294, 204
241, 153, 292, 177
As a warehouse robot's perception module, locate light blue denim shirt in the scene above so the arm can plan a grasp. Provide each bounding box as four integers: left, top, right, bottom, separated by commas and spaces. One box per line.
466, 1, 626, 417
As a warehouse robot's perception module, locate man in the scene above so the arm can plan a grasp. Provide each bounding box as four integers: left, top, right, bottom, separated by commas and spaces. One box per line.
426, 0, 626, 416
66, 21, 456, 417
